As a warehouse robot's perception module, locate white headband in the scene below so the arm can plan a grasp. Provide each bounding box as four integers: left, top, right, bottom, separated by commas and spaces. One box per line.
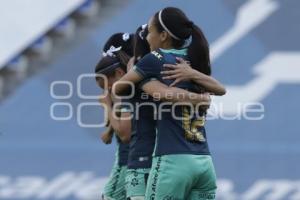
158, 10, 180, 40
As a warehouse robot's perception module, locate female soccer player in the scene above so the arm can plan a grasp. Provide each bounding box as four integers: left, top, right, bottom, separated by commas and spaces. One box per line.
100, 26, 213, 200
113, 7, 224, 200
123, 25, 156, 200
98, 30, 209, 200
96, 32, 134, 200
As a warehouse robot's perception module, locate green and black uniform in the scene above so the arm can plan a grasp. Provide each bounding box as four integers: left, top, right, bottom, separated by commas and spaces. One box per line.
133, 49, 217, 200
103, 136, 129, 200
125, 86, 157, 199
103, 104, 131, 200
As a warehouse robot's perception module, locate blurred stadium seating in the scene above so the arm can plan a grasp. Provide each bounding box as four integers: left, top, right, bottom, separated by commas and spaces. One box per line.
0, 0, 299, 199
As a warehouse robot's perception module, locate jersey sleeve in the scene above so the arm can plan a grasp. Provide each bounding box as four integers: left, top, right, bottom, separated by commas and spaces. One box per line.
133, 51, 164, 88
133, 51, 163, 80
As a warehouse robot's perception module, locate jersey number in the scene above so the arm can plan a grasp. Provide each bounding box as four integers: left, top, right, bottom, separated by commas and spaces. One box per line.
182, 106, 206, 142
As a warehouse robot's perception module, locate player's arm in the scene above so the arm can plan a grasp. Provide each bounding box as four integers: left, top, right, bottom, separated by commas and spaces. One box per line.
113, 52, 158, 96
107, 105, 131, 143
113, 68, 142, 96
113, 52, 210, 105
100, 94, 131, 143
113, 68, 210, 105
162, 57, 226, 96
141, 80, 210, 105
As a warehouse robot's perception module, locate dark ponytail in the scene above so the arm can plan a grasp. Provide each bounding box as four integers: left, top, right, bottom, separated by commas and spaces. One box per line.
188, 25, 211, 75
153, 7, 211, 75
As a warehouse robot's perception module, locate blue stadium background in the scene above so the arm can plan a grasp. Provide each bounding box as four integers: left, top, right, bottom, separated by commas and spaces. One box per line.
0, 0, 299, 199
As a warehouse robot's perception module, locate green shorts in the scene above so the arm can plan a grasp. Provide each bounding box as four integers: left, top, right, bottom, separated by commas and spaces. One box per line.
145, 154, 217, 200
103, 161, 127, 200
126, 168, 150, 198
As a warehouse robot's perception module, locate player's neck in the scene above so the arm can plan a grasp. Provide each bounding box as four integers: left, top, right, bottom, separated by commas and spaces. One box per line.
160, 41, 174, 50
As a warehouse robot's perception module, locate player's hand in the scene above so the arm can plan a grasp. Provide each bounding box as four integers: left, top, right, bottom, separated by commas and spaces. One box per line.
99, 93, 112, 107
127, 57, 135, 72
109, 90, 121, 104
199, 92, 211, 111
161, 57, 196, 87
100, 127, 113, 144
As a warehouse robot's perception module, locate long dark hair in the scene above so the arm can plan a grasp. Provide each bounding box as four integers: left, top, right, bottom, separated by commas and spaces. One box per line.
134, 25, 150, 64
152, 7, 211, 75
